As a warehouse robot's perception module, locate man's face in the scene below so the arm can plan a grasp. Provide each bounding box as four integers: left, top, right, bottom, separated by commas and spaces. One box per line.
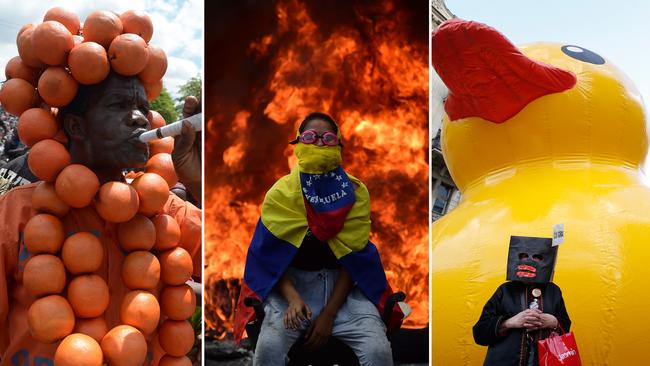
82, 75, 151, 169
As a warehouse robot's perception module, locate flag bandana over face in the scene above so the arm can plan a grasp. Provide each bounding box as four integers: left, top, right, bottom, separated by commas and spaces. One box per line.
233, 119, 404, 343
300, 166, 356, 241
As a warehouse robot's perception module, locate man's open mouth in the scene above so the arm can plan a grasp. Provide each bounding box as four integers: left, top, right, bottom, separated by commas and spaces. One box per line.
516, 264, 537, 278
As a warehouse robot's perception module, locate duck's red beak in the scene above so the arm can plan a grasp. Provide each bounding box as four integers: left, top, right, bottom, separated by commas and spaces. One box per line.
431, 19, 576, 123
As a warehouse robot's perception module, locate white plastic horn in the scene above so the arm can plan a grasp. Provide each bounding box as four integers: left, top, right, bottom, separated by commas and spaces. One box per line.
139, 113, 202, 142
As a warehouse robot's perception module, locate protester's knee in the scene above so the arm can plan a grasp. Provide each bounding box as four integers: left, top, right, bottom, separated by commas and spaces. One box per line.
365, 337, 392, 362
255, 324, 286, 355
349, 331, 393, 366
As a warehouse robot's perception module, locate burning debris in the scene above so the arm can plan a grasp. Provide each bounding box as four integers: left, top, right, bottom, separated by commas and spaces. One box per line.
205, 0, 428, 340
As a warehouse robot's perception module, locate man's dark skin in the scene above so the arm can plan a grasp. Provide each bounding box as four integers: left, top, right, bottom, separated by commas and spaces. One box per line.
62, 72, 200, 193
173, 95, 201, 201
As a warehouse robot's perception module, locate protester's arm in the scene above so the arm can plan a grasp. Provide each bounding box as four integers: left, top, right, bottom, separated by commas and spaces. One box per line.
0, 241, 10, 348
0, 190, 24, 348
172, 96, 201, 201
277, 272, 312, 330
304, 268, 353, 350
553, 286, 571, 332
473, 284, 511, 346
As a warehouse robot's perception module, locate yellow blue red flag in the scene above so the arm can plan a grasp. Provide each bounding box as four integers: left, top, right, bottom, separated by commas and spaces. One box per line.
234, 165, 402, 343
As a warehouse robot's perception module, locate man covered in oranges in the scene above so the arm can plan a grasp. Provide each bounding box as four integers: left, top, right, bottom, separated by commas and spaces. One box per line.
0, 7, 200, 366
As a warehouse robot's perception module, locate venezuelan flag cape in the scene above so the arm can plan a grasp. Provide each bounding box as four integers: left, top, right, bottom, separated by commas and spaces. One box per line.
233, 165, 403, 343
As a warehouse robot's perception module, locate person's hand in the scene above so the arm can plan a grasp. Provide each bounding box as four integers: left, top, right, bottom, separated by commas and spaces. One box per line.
503, 309, 542, 330
172, 96, 201, 199
539, 313, 559, 330
304, 312, 334, 351
182, 95, 200, 118
284, 297, 312, 330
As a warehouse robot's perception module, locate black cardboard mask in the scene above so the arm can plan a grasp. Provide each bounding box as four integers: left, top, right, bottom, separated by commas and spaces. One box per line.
506, 236, 558, 283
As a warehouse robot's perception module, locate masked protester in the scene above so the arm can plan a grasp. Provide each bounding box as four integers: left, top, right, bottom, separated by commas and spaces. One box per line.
473, 236, 571, 366
233, 112, 402, 366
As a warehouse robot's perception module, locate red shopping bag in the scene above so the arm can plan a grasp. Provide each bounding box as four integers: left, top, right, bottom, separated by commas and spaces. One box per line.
538, 329, 582, 366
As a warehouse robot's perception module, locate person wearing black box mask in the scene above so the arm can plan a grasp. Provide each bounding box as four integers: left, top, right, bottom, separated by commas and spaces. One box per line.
473, 236, 571, 366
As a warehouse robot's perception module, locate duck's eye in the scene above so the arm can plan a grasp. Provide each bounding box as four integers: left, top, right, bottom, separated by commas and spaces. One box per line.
561, 45, 605, 65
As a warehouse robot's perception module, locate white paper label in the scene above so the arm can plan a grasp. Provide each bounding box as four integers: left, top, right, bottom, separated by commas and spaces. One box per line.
552, 223, 564, 246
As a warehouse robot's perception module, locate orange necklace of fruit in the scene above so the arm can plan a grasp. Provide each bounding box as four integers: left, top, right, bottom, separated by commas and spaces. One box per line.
1, 7, 195, 366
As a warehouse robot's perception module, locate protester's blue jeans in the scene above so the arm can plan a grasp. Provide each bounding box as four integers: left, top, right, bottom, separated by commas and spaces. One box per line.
253, 267, 394, 366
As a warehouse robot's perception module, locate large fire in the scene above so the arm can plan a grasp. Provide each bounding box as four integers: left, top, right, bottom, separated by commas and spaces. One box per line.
205, 0, 428, 339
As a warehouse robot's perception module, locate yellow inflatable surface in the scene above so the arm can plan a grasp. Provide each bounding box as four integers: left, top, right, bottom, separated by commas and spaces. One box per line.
431, 20, 650, 365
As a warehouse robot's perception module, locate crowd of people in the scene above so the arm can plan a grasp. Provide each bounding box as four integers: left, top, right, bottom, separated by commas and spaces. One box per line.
0, 108, 22, 164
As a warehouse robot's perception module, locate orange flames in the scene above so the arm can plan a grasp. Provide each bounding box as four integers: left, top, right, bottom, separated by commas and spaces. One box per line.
205, 0, 428, 338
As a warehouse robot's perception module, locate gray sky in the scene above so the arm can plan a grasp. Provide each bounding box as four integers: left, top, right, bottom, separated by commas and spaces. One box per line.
0, 0, 202, 99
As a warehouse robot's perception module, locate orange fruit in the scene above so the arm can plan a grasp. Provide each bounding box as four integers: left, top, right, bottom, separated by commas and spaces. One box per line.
108, 33, 149, 76
24, 213, 64, 254
17, 107, 58, 146
152, 214, 180, 251
158, 319, 194, 357
0, 78, 37, 116
27, 139, 71, 182
147, 109, 166, 128
68, 42, 110, 85
83, 11, 123, 49
101, 325, 147, 366
67, 274, 109, 318
32, 21, 74, 66
61, 232, 103, 274
117, 214, 156, 251
131, 173, 169, 217
54, 333, 103, 366
17, 23, 36, 43
5, 56, 39, 86
73, 317, 108, 343
159, 355, 192, 366
122, 251, 160, 289
161, 284, 196, 320
159, 247, 193, 286
38, 66, 78, 107
17, 27, 43, 68
120, 10, 154, 43
149, 136, 174, 156
119, 290, 161, 335
32, 181, 70, 217
55, 164, 100, 208
23, 254, 66, 297
95, 181, 140, 223
144, 79, 162, 101
27, 295, 75, 343
44, 7, 81, 35
138, 45, 166, 83
146, 153, 178, 187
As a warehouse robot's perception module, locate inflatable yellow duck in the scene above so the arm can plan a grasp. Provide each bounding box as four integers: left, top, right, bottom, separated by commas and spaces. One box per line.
431, 19, 649, 365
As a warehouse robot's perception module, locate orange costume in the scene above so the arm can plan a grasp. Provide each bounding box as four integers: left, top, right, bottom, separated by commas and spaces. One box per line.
0, 183, 201, 366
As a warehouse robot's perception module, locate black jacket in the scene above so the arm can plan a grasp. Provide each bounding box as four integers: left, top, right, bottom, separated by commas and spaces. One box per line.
473, 281, 571, 366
